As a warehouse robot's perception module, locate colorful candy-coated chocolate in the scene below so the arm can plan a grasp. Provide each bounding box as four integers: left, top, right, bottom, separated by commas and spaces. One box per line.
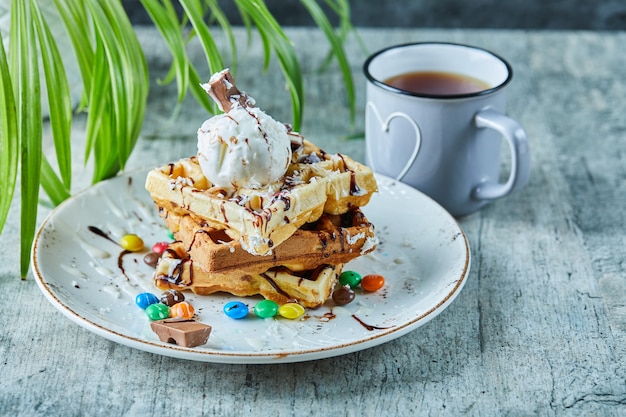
120, 234, 144, 252
224, 301, 249, 319
170, 301, 195, 319
361, 274, 385, 292
160, 289, 185, 306
332, 285, 355, 305
167, 230, 175, 240
253, 299, 279, 319
339, 270, 362, 288
278, 303, 305, 319
143, 252, 161, 268
135, 292, 159, 310
151, 241, 169, 254
145, 303, 170, 320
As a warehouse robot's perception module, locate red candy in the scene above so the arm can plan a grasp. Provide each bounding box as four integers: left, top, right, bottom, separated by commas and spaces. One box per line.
151, 242, 169, 254
361, 274, 385, 292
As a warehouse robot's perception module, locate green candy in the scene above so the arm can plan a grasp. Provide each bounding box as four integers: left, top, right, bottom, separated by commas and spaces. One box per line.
146, 303, 170, 320
339, 270, 362, 288
253, 299, 279, 319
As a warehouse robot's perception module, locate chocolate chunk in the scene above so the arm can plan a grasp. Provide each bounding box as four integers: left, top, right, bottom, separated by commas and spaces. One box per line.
150, 318, 212, 348
206, 69, 254, 113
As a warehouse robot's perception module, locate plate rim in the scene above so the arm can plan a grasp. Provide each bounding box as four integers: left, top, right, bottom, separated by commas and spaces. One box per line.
31, 169, 471, 364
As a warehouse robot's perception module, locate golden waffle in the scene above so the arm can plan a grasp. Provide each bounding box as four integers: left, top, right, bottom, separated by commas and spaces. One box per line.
158, 206, 377, 274
145, 137, 377, 256
154, 241, 342, 308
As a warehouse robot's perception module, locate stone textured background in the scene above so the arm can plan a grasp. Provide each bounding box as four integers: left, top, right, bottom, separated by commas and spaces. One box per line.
122, 0, 626, 30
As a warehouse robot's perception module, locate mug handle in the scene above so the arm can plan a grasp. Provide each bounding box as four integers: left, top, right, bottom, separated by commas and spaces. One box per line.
472, 108, 531, 200
365, 101, 421, 181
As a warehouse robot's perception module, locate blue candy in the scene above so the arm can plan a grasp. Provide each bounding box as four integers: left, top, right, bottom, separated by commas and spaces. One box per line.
223, 301, 248, 319
135, 292, 159, 310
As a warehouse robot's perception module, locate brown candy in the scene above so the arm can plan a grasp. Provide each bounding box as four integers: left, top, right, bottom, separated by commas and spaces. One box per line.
332, 286, 355, 305
143, 251, 161, 268
160, 289, 185, 306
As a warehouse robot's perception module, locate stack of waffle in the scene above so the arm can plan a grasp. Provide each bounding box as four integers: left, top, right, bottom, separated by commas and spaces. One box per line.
145, 138, 377, 307
144, 71, 378, 308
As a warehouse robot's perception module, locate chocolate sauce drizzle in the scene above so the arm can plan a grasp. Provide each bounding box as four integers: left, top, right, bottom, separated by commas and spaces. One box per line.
88, 226, 136, 281
260, 272, 292, 300
271, 192, 291, 211
117, 250, 132, 281
87, 226, 119, 246
318, 233, 328, 251
336, 154, 362, 196
351, 315, 391, 331
155, 248, 189, 286
188, 229, 207, 252
220, 202, 228, 223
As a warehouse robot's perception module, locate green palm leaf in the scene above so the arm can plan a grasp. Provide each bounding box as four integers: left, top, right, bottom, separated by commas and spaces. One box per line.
86, 0, 149, 174
205, 0, 238, 76
0, 34, 18, 237
53, 0, 94, 109
31, 0, 73, 192
10, 0, 42, 278
140, 0, 191, 103
178, 0, 226, 114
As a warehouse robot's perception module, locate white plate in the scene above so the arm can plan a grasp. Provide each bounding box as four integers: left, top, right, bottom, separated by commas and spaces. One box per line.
32, 170, 470, 364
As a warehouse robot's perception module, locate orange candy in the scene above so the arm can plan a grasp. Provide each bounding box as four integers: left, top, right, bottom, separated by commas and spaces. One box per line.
361, 274, 385, 292
169, 301, 195, 319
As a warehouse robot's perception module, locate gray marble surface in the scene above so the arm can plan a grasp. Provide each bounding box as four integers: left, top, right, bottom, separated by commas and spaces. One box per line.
1, 27, 625, 416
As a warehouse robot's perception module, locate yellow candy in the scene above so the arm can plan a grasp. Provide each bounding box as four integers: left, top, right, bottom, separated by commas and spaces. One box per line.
120, 234, 144, 252
278, 303, 305, 320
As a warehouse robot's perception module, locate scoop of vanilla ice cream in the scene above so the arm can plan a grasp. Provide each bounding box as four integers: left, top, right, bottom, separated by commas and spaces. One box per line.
197, 104, 292, 189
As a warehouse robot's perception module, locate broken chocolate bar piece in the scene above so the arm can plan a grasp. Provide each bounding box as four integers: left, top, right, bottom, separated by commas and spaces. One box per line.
205, 68, 255, 112
150, 318, 212, 348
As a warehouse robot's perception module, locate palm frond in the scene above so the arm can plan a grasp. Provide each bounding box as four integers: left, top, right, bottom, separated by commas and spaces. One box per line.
32, 0, 73, 192
11, 0, 43, 278
0, 33, 19, 239
140, 0, 191, 103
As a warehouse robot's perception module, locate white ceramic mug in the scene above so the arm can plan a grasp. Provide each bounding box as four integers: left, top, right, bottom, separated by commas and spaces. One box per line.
364, 42, 531, 217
